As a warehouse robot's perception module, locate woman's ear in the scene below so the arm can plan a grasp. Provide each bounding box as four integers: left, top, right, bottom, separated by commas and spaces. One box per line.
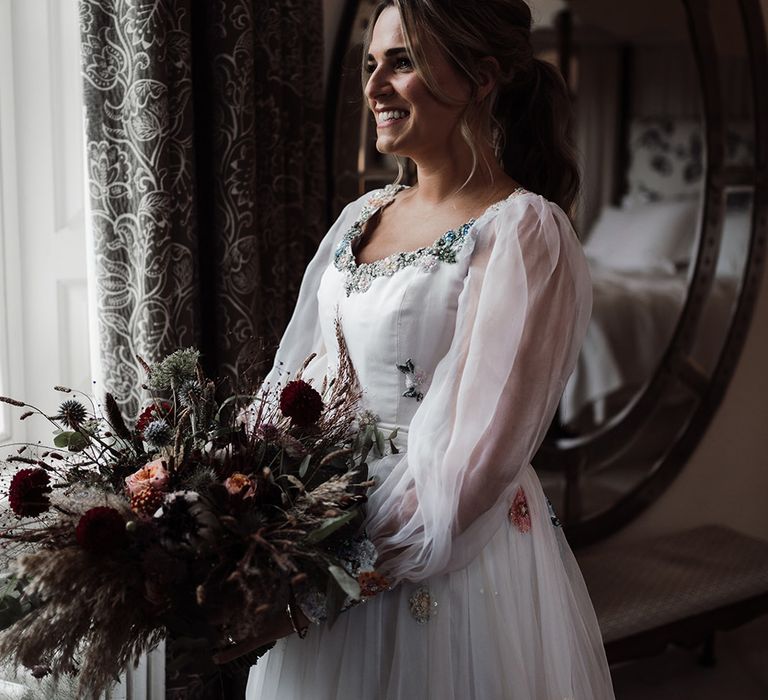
476, 56, 501, 101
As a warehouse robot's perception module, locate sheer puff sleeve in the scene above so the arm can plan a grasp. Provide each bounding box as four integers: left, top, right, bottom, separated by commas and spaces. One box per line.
364, 194, 593, 585
260, 198, 364, 392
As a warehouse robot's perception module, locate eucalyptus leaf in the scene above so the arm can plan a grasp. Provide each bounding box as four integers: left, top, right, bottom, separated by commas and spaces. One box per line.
328, 564, 361, 600
305, 510, 357, 544
298, 453, 312, 478
359, 424, 374, 464
53, 432, 71, 448
283, 474, 305, 492
53, 431, 88, 451
373, 425, 385, 457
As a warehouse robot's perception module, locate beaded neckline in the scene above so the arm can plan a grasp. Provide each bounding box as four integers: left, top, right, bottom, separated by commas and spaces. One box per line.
333, 183, 527, 296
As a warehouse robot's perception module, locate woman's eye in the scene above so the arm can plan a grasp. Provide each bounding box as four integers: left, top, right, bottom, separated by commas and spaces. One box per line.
364, 57, 412, 75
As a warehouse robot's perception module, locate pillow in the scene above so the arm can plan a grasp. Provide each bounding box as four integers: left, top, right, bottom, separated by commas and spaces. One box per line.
624, 118, 754, 206
625, 119, 704, 205
584, 199, 700, 274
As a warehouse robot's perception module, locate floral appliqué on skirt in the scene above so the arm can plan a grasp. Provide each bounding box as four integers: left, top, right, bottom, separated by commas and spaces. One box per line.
508, 486, 532, 533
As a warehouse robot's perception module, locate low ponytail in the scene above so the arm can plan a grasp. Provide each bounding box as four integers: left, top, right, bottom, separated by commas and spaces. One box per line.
497, 57, 580, 215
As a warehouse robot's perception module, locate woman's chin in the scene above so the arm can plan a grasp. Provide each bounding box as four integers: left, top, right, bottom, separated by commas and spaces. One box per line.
375, 139, 396, 155
376, 139, 409, 158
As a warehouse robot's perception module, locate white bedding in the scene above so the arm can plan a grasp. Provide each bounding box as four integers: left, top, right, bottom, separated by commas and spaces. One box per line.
560, 261, 738, 429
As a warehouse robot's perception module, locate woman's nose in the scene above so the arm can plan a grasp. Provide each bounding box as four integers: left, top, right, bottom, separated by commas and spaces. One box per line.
365, 68, 393, 102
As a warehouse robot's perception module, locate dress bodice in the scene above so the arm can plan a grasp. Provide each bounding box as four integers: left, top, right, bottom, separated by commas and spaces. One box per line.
313, 184, 525, 429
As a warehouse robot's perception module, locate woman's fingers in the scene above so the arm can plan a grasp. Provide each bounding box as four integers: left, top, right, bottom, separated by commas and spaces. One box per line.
212, 613, 296, 665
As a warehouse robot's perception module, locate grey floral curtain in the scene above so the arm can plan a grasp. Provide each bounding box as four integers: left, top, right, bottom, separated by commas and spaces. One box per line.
80, 0, 325, 418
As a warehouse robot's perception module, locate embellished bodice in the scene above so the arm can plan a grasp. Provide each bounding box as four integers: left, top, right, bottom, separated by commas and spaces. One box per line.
333, 184, 475, 296
311, 184, 528, 431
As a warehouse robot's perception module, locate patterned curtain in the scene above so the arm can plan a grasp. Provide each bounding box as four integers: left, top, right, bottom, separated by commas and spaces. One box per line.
79, 0, 325, 419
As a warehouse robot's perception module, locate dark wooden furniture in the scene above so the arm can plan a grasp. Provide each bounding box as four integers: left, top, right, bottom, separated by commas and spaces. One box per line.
577, 525, 768, 665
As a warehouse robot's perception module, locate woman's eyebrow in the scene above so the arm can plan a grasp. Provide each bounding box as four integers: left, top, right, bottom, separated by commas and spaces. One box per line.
366, 47, 408, 61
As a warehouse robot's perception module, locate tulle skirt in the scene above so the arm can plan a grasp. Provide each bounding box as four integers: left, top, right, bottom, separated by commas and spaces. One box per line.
245, 464, 615, 699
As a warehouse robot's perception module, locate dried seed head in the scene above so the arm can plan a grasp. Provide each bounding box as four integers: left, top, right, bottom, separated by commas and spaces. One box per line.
0, 396, 25, 407
57, 399, 88, 428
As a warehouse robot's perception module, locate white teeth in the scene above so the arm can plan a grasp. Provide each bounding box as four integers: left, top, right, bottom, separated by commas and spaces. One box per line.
379, 110, 409, 123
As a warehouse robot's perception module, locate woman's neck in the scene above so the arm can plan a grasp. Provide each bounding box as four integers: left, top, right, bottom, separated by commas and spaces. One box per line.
408, 140, 516, 207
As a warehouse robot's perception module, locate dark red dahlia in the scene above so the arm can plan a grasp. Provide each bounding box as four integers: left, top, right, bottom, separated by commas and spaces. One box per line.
279, 380, 324, 427
135, 401, 173, 435
75, 507, 128, 554
8, 468, 52, 517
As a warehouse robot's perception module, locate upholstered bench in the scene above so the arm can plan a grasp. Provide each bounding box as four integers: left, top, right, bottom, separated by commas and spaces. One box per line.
576, 525, 768, 665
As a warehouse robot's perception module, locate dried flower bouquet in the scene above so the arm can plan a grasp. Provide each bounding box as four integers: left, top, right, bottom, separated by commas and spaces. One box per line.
0, 325, 392, 697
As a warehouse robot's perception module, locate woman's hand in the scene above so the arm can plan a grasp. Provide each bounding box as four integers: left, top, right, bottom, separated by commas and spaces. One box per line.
372, 485, 418, 568
212, 606, 310, 665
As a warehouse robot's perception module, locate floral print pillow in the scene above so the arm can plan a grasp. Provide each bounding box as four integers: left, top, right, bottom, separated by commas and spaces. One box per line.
624, 118, 753, 206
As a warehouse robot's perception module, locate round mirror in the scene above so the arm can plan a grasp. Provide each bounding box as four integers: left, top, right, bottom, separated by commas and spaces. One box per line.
325, 0, 768, 546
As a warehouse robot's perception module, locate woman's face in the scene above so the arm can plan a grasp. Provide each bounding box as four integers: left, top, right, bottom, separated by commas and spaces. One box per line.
364, 6, 472, 162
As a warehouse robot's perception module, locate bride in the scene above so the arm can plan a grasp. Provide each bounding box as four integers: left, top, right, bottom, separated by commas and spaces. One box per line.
245, 0, 615, 697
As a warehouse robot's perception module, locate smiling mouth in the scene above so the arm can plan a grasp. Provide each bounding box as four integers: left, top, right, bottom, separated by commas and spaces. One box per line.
377, 109, 410, 126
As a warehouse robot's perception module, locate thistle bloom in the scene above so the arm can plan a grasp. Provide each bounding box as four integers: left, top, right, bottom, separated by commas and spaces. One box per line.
143, 419, 172, 447
135, 401, 173, 435
147, 348, 200, 391
178, 378, 202, 408
8, 468, 52, 517
57, 399, 88, 429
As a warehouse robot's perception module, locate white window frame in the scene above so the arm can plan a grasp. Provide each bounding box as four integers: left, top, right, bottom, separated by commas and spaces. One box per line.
0, 0, 25, 446
0, 1, 164, 696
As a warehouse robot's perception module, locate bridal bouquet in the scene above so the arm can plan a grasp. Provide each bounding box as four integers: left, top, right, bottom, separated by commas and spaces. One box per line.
0, 326, 393, 696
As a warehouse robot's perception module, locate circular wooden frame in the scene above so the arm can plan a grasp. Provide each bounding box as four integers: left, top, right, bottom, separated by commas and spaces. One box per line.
539, 0, 768, 547
324, 0, 768, 548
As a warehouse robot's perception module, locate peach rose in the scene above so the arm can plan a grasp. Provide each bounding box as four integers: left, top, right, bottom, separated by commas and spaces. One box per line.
224, 472, 255, 498
125, 458, 170, 497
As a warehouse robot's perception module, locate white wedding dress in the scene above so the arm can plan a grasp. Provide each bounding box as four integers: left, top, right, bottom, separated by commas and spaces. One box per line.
246, 185, 615, 699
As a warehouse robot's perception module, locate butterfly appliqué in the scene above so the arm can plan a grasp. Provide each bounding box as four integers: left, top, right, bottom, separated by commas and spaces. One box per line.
396, 359, 426, 402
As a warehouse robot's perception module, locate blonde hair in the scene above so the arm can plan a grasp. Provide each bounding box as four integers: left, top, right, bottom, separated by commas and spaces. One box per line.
361, 0, 579, 213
